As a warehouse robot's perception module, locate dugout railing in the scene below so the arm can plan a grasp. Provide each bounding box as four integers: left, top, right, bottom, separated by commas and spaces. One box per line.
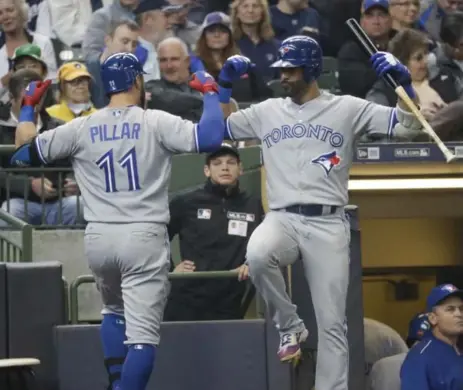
69, 271, 260, 324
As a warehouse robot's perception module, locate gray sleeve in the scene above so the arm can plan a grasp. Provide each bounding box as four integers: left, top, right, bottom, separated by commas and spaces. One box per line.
34, 120, 82, 163
147, 110, 197, 154
82, 10, 109, 60
226, 103, 263, 141
352, 97, 397, 139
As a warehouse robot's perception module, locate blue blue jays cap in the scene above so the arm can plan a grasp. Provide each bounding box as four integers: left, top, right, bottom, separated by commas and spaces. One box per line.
362, 0, 389, 13
407, 313, 431, 342
426, 284, 463, 312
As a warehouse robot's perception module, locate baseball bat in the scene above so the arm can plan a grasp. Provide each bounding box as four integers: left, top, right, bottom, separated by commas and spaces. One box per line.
345, 18, 457, 163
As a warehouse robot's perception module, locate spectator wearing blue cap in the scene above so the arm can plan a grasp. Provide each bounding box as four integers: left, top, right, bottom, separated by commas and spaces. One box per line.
368, 313, 431, 390
338, 0, 392, 98
400, 284, 463, 390
191, 12, 272, 102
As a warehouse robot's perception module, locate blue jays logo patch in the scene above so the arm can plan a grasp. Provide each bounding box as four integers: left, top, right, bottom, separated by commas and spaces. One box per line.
311, 151, 341, 175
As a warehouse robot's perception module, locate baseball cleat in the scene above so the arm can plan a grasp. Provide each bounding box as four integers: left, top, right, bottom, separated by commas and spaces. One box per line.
278, 329, 309, 363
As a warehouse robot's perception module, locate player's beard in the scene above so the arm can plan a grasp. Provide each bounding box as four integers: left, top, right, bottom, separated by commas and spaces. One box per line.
281, 79, 309, 104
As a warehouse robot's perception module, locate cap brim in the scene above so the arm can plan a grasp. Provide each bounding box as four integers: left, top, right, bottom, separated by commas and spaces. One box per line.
63, 71, 93, 81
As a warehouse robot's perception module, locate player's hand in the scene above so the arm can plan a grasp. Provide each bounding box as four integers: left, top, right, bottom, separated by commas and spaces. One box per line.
22, 80, 52, 107
173, 260, 196, 273
235, 264, 249, 281
31, 177, 57, 200
370, 52, 411, 86
189, 71, 218, 94
64, 178, 79, 197
219, 55, 254, 84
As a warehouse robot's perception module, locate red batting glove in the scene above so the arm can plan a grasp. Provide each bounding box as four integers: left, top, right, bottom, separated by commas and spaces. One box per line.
189, 72, 219, 94
22, 79, 52, 107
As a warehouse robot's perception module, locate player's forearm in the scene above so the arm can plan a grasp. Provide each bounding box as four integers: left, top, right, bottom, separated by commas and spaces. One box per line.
196, 92, 225, 152
15, 121, 37, 148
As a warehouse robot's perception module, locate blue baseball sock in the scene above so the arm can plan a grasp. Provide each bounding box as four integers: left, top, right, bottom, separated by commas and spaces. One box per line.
121, 344, 156, 390
100, 314, 127, 390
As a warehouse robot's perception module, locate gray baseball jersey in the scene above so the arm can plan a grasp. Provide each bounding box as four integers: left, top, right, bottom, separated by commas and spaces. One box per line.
226, 92, 396, 209
34, 106, 198, 223
369, 352, 407, 390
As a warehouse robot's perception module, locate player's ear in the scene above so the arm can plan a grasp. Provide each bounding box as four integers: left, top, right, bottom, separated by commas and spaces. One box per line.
428, 311, 438, 327
204, 164, 211, 178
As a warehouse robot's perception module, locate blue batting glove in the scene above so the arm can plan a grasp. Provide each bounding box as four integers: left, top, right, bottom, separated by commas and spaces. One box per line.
219, 55, 254, 84
218, 55, 253, 103
370, 52, 415, 98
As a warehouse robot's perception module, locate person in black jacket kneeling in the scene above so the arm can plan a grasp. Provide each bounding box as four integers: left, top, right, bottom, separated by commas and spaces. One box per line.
164, 143, 264, 321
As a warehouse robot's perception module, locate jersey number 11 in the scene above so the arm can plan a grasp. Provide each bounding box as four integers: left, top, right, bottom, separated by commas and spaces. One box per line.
96, 147, 141, 193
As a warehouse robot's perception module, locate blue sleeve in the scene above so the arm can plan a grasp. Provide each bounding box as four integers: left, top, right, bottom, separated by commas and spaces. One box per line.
189, 55, 205, 73
400, 351, 430, 390
196, 92, 224, 152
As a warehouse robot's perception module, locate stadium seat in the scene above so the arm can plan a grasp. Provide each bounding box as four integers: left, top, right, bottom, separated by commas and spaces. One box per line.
0, 358, 40, 389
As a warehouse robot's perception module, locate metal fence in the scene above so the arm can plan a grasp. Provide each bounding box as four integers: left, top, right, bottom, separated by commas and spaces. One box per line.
0, 207, 33, 262
69, 271, 259, 324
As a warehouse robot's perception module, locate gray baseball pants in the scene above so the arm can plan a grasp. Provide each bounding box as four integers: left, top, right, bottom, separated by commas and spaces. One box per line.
84, 222, 170, 346
246, 210, 350, 390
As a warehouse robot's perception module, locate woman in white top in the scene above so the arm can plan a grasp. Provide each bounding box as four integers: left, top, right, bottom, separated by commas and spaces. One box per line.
0, 0, 57, 92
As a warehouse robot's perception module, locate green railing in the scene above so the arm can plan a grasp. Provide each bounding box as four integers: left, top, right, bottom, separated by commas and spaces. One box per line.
69, 271, 242, 324
0, 208, 33, 262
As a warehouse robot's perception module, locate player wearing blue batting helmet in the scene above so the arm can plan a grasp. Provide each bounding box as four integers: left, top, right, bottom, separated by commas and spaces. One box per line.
270, 35, 323, 103
406, 313, 431, 347
100, 52, 147, 107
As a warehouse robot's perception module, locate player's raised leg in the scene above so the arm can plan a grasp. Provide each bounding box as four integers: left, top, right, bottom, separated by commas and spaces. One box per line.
119, 223, 171, 390
246, 211, 307, 362
84, 224, 127, 390
297, 211, 351, 390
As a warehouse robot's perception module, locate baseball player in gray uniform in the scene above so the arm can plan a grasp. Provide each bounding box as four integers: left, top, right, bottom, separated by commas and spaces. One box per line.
216, 37, 424, 390
10, 53, 225, 390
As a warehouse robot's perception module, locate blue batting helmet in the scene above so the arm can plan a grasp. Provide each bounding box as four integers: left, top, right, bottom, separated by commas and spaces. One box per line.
100, 52, 145, 95
270, 35, 323, 83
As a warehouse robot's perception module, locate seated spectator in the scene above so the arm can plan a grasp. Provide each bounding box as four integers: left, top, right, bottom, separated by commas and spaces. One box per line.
363, 318, 408, 385
10, 43, 47, 78
44, 0, 112, 48
164, 144, 264, 321
420, 0, 463, 41
338, 0, 392, 98
400, 284, 463, 390
436, 11, 463, 98
86, 20, 139, 108
46, 62, 96, 122
82, 0, 140, 60
0, 0, 57, 94
369, 313, 431, 390
145, 37, 203, 121
389, 0, 424, 35
164, 0, 201, 50
269, 0, 320, 42
366, 29, 458, 120
0, 69, 80, 225
230, 0, 279, 82
192, 12, 272, 102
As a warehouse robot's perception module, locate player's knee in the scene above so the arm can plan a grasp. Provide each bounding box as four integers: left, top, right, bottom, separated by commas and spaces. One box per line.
246, 238, 275, 273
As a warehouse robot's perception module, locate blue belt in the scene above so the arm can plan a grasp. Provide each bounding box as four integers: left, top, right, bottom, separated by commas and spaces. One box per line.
280, 204, 338, 217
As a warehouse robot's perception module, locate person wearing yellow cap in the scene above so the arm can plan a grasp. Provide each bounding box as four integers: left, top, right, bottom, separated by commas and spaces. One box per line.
46, 62, 97, 122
